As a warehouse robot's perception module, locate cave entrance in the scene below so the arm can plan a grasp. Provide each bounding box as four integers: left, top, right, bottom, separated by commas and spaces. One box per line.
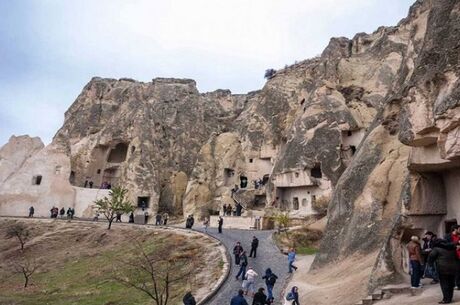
137, 197, 150, 210
107, 143, 129, 163
240, 175, 248, 188
224, 168, 235, 187
293, 197, 299, 210
102, 166, 120, 187
311, 163, 322, 178
254, 195, 266, 209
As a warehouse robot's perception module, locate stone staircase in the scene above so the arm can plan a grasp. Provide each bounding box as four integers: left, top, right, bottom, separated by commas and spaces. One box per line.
354, 285, 413, 305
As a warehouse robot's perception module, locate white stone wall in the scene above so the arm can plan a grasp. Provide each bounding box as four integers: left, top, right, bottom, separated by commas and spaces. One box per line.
209, 215, 260, 230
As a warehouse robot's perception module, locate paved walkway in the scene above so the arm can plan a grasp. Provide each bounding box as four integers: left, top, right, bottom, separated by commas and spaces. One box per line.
192, 226, 290, 305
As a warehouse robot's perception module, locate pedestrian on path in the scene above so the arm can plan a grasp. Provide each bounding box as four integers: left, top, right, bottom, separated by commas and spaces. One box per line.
253, 287, 269, 305
249, 236, 259, 258
428, 239, 458, 304
407, 235, 423, 288
284, 286, 299, 305
236, 251, 248, 280
203, 217, 209, 233
28, 206, 34, 218
233, 242, 244, 265
156, 213, 162, 225
287, 248, 298, 273
129, 212, 134, 223
163, 212, 169, 225
262, 268, 278, 302
242, 267, 258, 296
218, 216, 223, 233
231, 289, 249, 305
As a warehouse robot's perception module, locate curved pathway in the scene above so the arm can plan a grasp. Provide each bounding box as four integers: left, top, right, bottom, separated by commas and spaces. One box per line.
192, 226, 290, 305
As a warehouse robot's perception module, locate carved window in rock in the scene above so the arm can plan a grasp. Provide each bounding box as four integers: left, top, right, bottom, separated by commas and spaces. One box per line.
107, 143, 129, 163
137, 197, 150, 209
302, 198, 307, 207
293, 197, 299, 210
311, 163, 322, 178
55, 166, 62, 175
32, 175, 42, 185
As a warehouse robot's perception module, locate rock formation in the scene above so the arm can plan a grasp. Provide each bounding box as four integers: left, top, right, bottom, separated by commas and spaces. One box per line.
1, 0, 460, 301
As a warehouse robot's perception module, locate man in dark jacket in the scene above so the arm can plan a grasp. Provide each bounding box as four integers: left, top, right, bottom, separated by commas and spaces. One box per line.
236, 202, 243, 216
230, 289, 248, 305
252, 287, 268, 305
218, 216, 224, 234
233, 242, 244, 265
249, 236, 259, 258
423, 231, 439, 283
428, 239, 458, 304
262, 268, 278, 302
28, 206, 34, 217
182, 291, 196, 305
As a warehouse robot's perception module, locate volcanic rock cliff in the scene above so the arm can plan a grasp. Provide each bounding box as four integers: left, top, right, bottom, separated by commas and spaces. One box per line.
1, 0, 460, 301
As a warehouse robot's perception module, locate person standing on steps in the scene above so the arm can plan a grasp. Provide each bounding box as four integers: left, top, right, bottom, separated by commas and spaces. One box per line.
284, 286, 300, 305
233, 242, 244, 265
249, 236, 259, 258
28, 206, 34, 218
230, 289, 249, 305
252, 287, 268, 305
428, 239, 458, 304
218, 216, 224, 233
407, 235, 423, 288
288, 248, 298, 273
236, 251, 248, 280
262, 268, 278, 302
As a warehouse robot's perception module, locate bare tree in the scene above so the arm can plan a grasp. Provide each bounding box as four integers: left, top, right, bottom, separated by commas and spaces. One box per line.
14, 257, 37, 288
94, 186, 134, 229
113, 239, 196, 305
6, 223, 30, 251
264, 68, 276, 79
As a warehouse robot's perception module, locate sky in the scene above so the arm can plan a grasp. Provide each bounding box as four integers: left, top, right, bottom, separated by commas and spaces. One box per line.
0, 0, 415, 146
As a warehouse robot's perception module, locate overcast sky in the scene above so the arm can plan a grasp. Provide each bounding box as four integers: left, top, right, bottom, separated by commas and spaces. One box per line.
0, 0, 415, 145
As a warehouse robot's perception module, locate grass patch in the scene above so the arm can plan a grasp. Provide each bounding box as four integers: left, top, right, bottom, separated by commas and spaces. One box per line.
296, 246, 318, 255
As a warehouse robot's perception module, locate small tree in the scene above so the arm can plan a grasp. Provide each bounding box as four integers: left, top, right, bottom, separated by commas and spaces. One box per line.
6, 223, 30, 251
14, 256, 37, 288
113, 240, 195, 305
94, 187, 134, 229
264, 68, 276, 79
273, 212, 290, 235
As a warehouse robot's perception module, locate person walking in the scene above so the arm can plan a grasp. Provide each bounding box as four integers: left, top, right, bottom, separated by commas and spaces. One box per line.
203, 217, 209, 233
242, 267, 258, 296
288, 248, 298, 273
249, 236, 259, 258
218, 216, 224, 234
129, 211, 134, 223
233, 242, 244, 265
284, 286, 300, 305
262, 268, 278, 302
163, 212, 169, 225
252, 287, 268, 305
28, 206, 34, 218
182, 291, 196, 305
407, 235, 424, 288
231, 289, 249, 305
236, 251, 248, 280
428, 239, 458, 304
156, 213, 162, 226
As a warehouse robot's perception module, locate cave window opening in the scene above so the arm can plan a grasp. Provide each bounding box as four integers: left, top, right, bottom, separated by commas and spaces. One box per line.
97, 169, 101, 174
350, 145, 357, 155
137, 197, 150, 209
347, 130, 353, 137
32, 175, 42, 185
107, 143, 129, 163
240, 175, 248, 188
69, 171, 76, 184
131, 146, 135, 154
300, 98, 305, 105
302, 198, 307, 207
293, 197, 299, 210
249, 158, 253, 163
55, 166, 62, 175
295, 172, 299, 178
311, 163, 322, 178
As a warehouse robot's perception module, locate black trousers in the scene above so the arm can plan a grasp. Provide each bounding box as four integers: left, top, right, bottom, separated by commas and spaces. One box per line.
218, 225, 222, 233
249, 247, 257, 258
439, 273, 455, 302
235, 254, 240, 265
456, 261, 460, 287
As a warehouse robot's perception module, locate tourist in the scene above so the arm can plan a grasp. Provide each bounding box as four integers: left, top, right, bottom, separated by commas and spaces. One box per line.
253, 287, 268, 305
444, 225, 460, 288
185, 215, 191, 228
223, 204, 227, 215
233, 242, 244, 265
59, 207, 65, 218
84, 180, 88, 188
182, 291, 196, 305
144, 211, 149, 224
236, 202, 243, 216
288, 248, 298, 273
407, 235, 423, 288
162, 212, 169, 225
226, 204, 233, 216
70, 208, 75, 219
262, 268, 278, 302
218, 216, 223, 234
129, 212, 134, 223
422, 231, 439, 283
93, 211, 100, 221
235, 251, 248, 280
428, 239, 458, 304
284, 286, 299, 305
155, 213, 162, 225
243, 267, 258, 296
189, 214, 195, 228
249, 236, 259, 258
203, 217, 209, 233
89, 180, 93, 188
115, 212, 122, 222
28, 206, 34, 218
230, 289, 249, 305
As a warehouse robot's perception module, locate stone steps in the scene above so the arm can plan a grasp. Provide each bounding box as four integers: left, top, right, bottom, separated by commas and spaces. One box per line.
354, 286, 413, 305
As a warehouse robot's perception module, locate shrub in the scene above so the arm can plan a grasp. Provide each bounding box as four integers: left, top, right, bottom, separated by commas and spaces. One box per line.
312, 195, 330, 216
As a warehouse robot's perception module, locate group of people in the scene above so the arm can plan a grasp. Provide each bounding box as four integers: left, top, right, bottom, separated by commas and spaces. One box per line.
407, 226, 460, 304
229, 238, 300, 305
223, 202, 244, 216
47, 206, 75, 219
155, 212, 169, 225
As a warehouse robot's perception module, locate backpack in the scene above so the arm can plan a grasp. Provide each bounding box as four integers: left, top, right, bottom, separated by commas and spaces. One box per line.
268, 274, 277, 285
286, 292, 295, 301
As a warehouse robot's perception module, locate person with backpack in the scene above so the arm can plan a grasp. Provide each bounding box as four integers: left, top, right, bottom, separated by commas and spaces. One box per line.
252, 287, 269, 305
262, 268, 278, 302
233, 242, 244, 265
249, 236, 259, 258
236, 251, 248, 280
284, 286, 299, 305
